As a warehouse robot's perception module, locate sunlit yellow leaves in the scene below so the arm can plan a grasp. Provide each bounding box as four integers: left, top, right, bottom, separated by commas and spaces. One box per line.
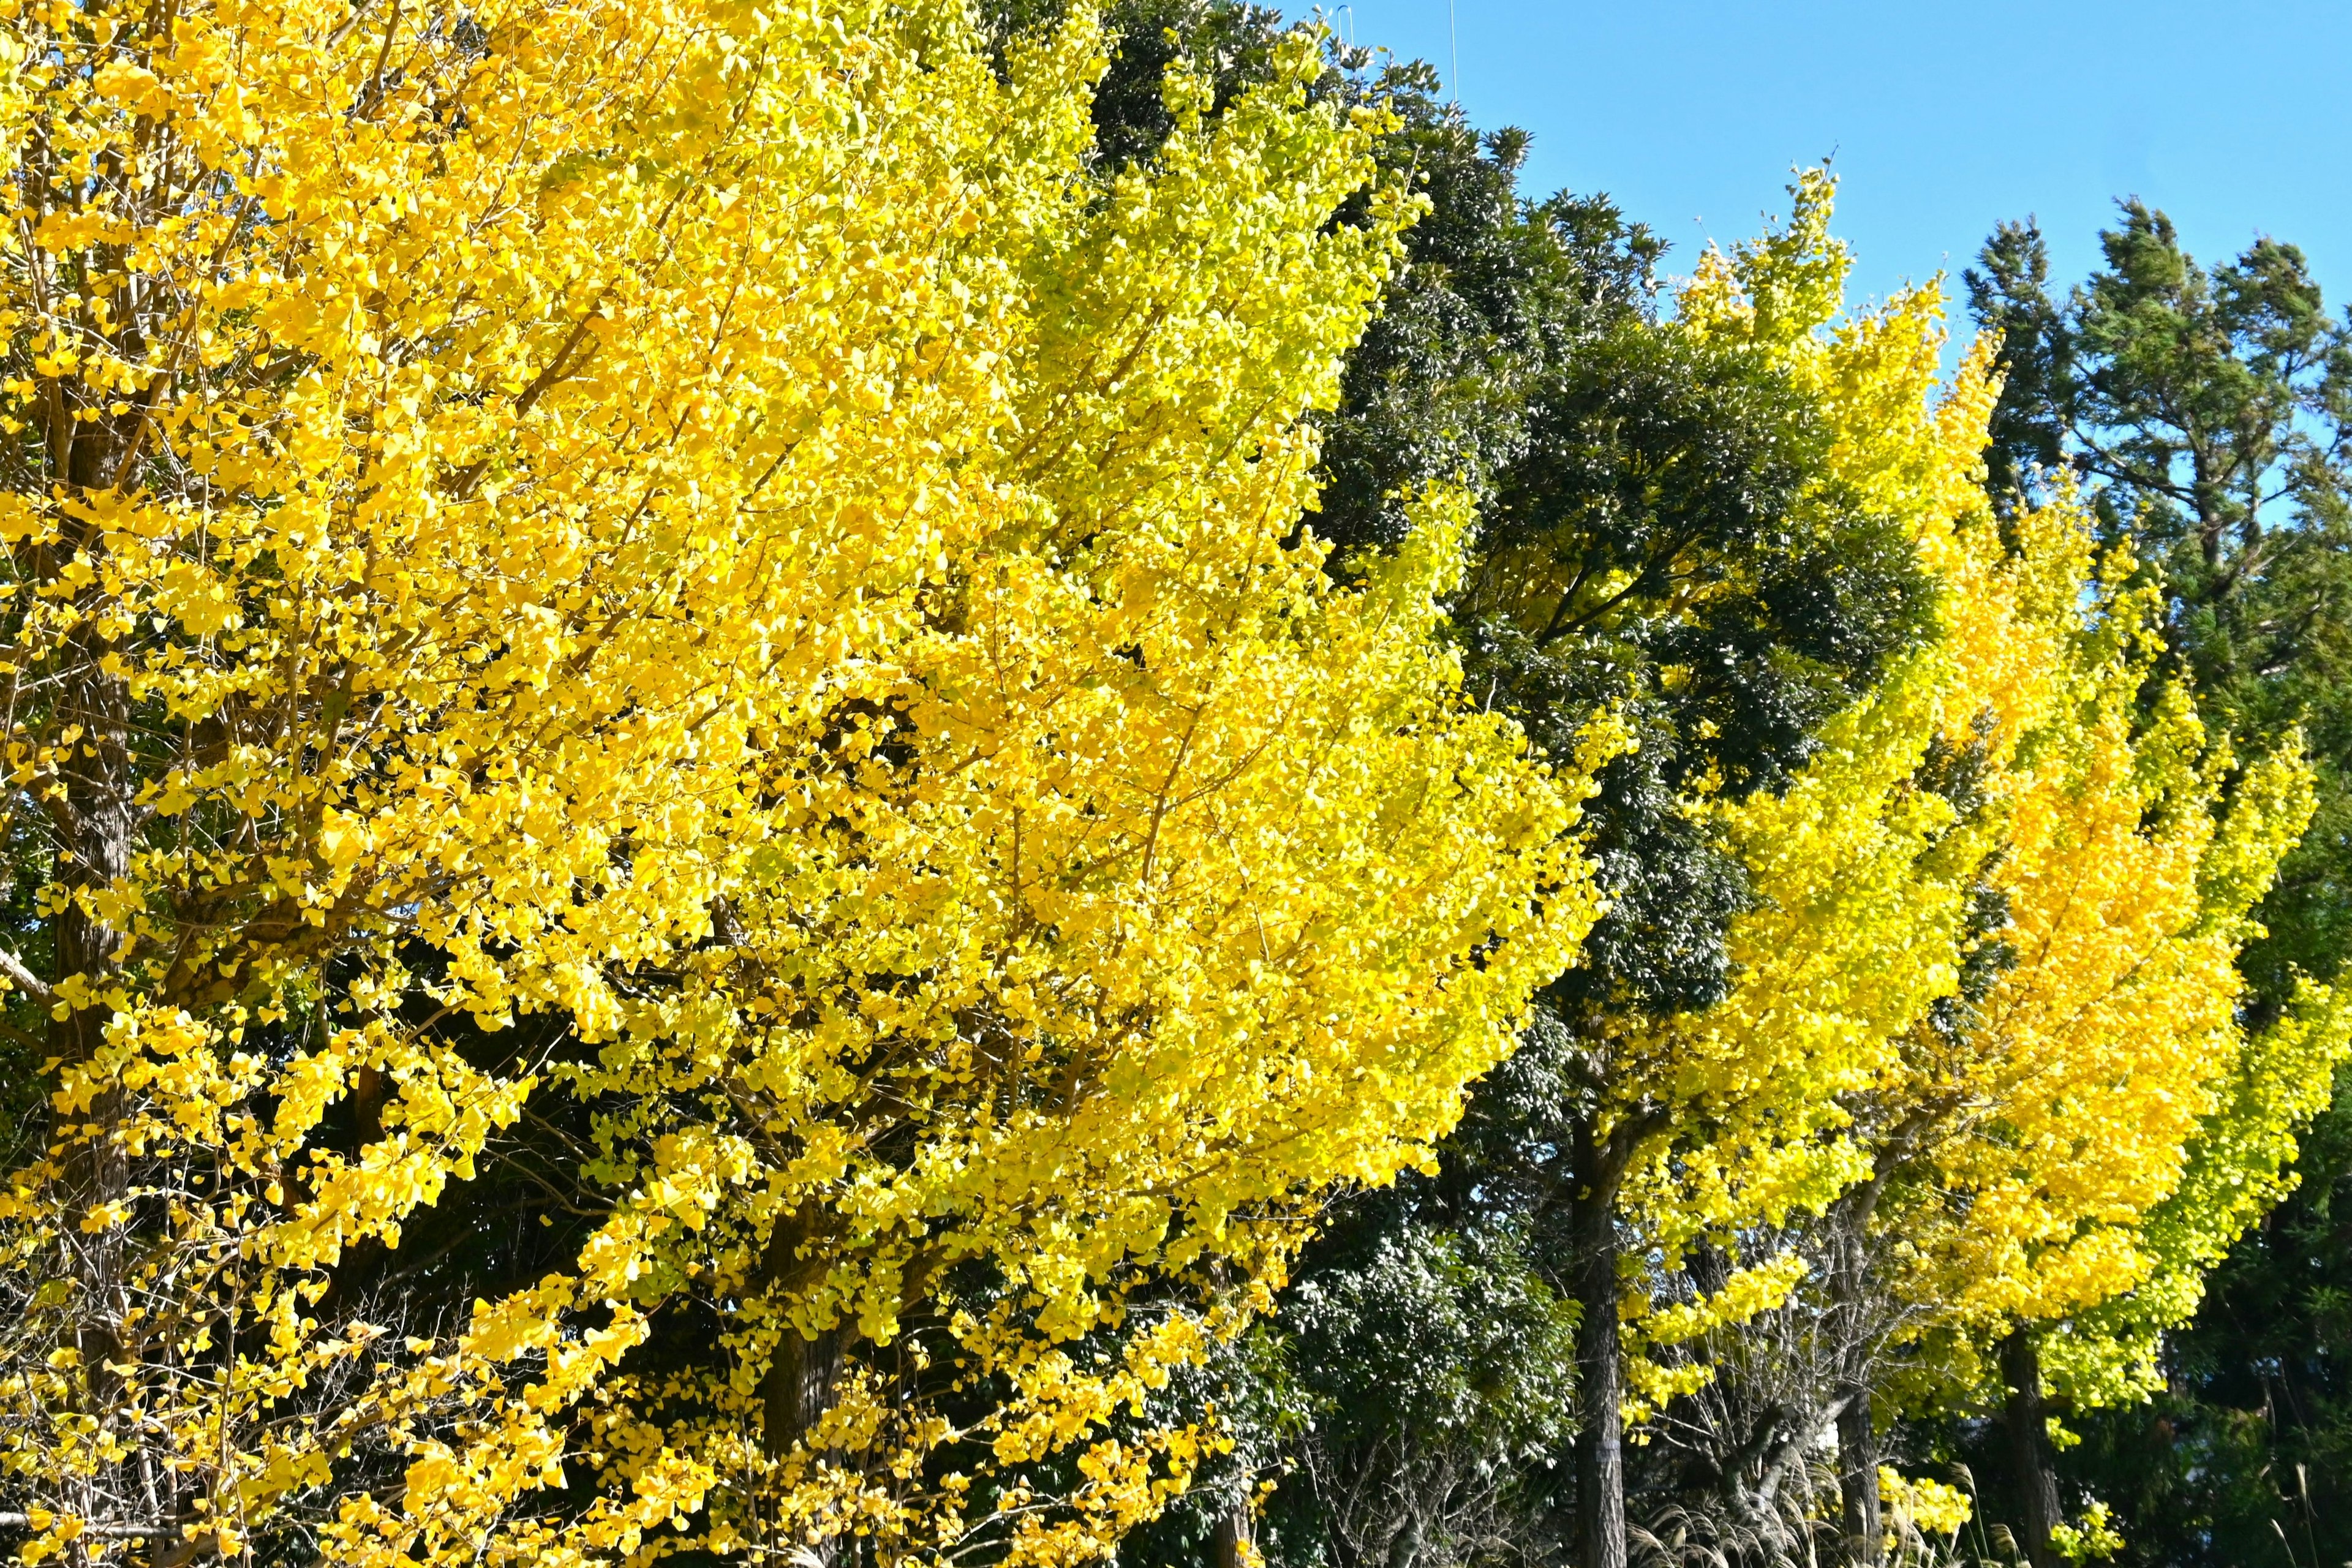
1608, 185, 2008, 1388
1610, 182, 2321, 1444
0, 1, 1593, 1562
1856, 489, 2322, 1390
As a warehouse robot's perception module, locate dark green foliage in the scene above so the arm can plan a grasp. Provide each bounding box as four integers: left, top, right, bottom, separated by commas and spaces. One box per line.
1126, 1021, 1593, 1568
974, 0, 1293, 172
1463, 294, 1932, 1025
1311, 81, 1656, 554
0, 807, 53, 1149
1964, 219, 2073, 510
1078, 0, 1289, 172
1248, 1210, 1581, 1568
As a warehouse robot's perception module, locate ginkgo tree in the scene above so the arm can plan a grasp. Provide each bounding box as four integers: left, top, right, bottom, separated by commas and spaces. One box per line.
1604, 358, 2332, 1568
0, 2, 1599, 1565
1506, 178, 2001, 1568
1790, 493, 2332, 1568
1, 0, 1065, 1558
1600, 498, 2325, 1568
538, 36, 1608, 1568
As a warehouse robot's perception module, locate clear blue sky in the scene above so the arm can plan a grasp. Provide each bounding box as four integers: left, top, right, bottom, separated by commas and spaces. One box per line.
1319, 1, 2352, 339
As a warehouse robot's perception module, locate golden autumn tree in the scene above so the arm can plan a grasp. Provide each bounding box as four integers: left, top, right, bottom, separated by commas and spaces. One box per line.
1870, 496, 2347, 1568
1609, 195, 2007, 1350
527, 38, 1608, 1568
1788, 494, 2325, 1567
1555, 181, 2324, 1568
1624, 469, 2334, 1566
1460, 173, 2008, 1568
1587, 268, 2331, 1556
0, 2, 1598, 1564
0, 1, 1066, 1558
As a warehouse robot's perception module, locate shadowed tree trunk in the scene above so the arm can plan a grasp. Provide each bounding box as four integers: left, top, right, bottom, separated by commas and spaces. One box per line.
1213, 1496, 1256, 1568
760, 1322, 848, 1565
50, 427, 143, 1558
1835, 1389, 1880, 1567
1570, 1107, 1659, 1568
761, 1324, 845, 1459
1830, 1183, 1888, 1568
2002, 1330, 2063, 1568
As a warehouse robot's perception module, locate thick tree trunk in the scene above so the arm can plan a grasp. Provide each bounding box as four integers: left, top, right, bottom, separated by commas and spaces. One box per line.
1212, 1499, 1254, 1568
2002, 1331, 2064, 1568
762, 1324, 848, 1564
1381, 1510, 1420, 1568
1571, 1118, 1629, 1568
20, 178, 154, 1556
1835, 1387, 1881, 1568
761, 1323, 845, 1458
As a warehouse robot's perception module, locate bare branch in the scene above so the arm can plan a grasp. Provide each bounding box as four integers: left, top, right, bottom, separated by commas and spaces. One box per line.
0, 946, 53, 1009
0, 1512, 177, 1540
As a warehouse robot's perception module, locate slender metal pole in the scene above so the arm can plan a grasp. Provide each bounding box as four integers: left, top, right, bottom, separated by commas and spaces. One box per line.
1449, 0, 1460, 102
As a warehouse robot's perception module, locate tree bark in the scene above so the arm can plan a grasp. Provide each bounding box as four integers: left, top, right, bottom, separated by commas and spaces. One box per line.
1835, 1386, 1881, 1568
2002, 1330, 2064, 1568
1213, 1496, 1256, 1568
1570, 1117, 1630, 1568
53, 621, 139, 1556
1381, 1509, 1420, 1568
761, 1322, 845, 1459
761, 1324, 848, 1566
1828, 1183, 1886, 1568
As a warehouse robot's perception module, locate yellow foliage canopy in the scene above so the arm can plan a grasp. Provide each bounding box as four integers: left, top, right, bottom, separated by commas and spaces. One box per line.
0, 2, 1596, 1562
1610, 179, 2334, 1446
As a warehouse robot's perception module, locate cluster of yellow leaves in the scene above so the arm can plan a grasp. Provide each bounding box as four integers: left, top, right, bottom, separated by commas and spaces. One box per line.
1610, 176, 2009, 1384
1879, 1466, 1973, 1544
540, 50, 1606, 1560
0, 1, 1597, 1563
1605, 176, 2345, 1531
1875, 495, 2321, 1352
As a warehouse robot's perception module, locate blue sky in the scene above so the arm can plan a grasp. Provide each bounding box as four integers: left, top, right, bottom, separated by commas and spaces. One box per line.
1319, 1, 2352, 342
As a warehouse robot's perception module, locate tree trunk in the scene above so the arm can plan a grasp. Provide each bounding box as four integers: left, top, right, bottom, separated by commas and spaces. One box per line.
1213, 1496, 1256, 1568
1381, 1510, 1420, 1568
2002, 1330, 2064, 1568
1835, 1387, 1880, 1568
53, 649, 138, 1556
1571, 1118, 1628, 1568
1828, 1184, 1885, 1568
761, 1324, 848, 1565
761, 1323, 845, 1459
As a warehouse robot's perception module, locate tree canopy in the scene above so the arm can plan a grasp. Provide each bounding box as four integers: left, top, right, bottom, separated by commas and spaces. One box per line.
2, 5, 2345, 1568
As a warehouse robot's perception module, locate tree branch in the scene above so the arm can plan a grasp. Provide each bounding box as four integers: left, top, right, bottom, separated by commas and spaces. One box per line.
0, 946, 54, 1009
0, 1513, 178, 1541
